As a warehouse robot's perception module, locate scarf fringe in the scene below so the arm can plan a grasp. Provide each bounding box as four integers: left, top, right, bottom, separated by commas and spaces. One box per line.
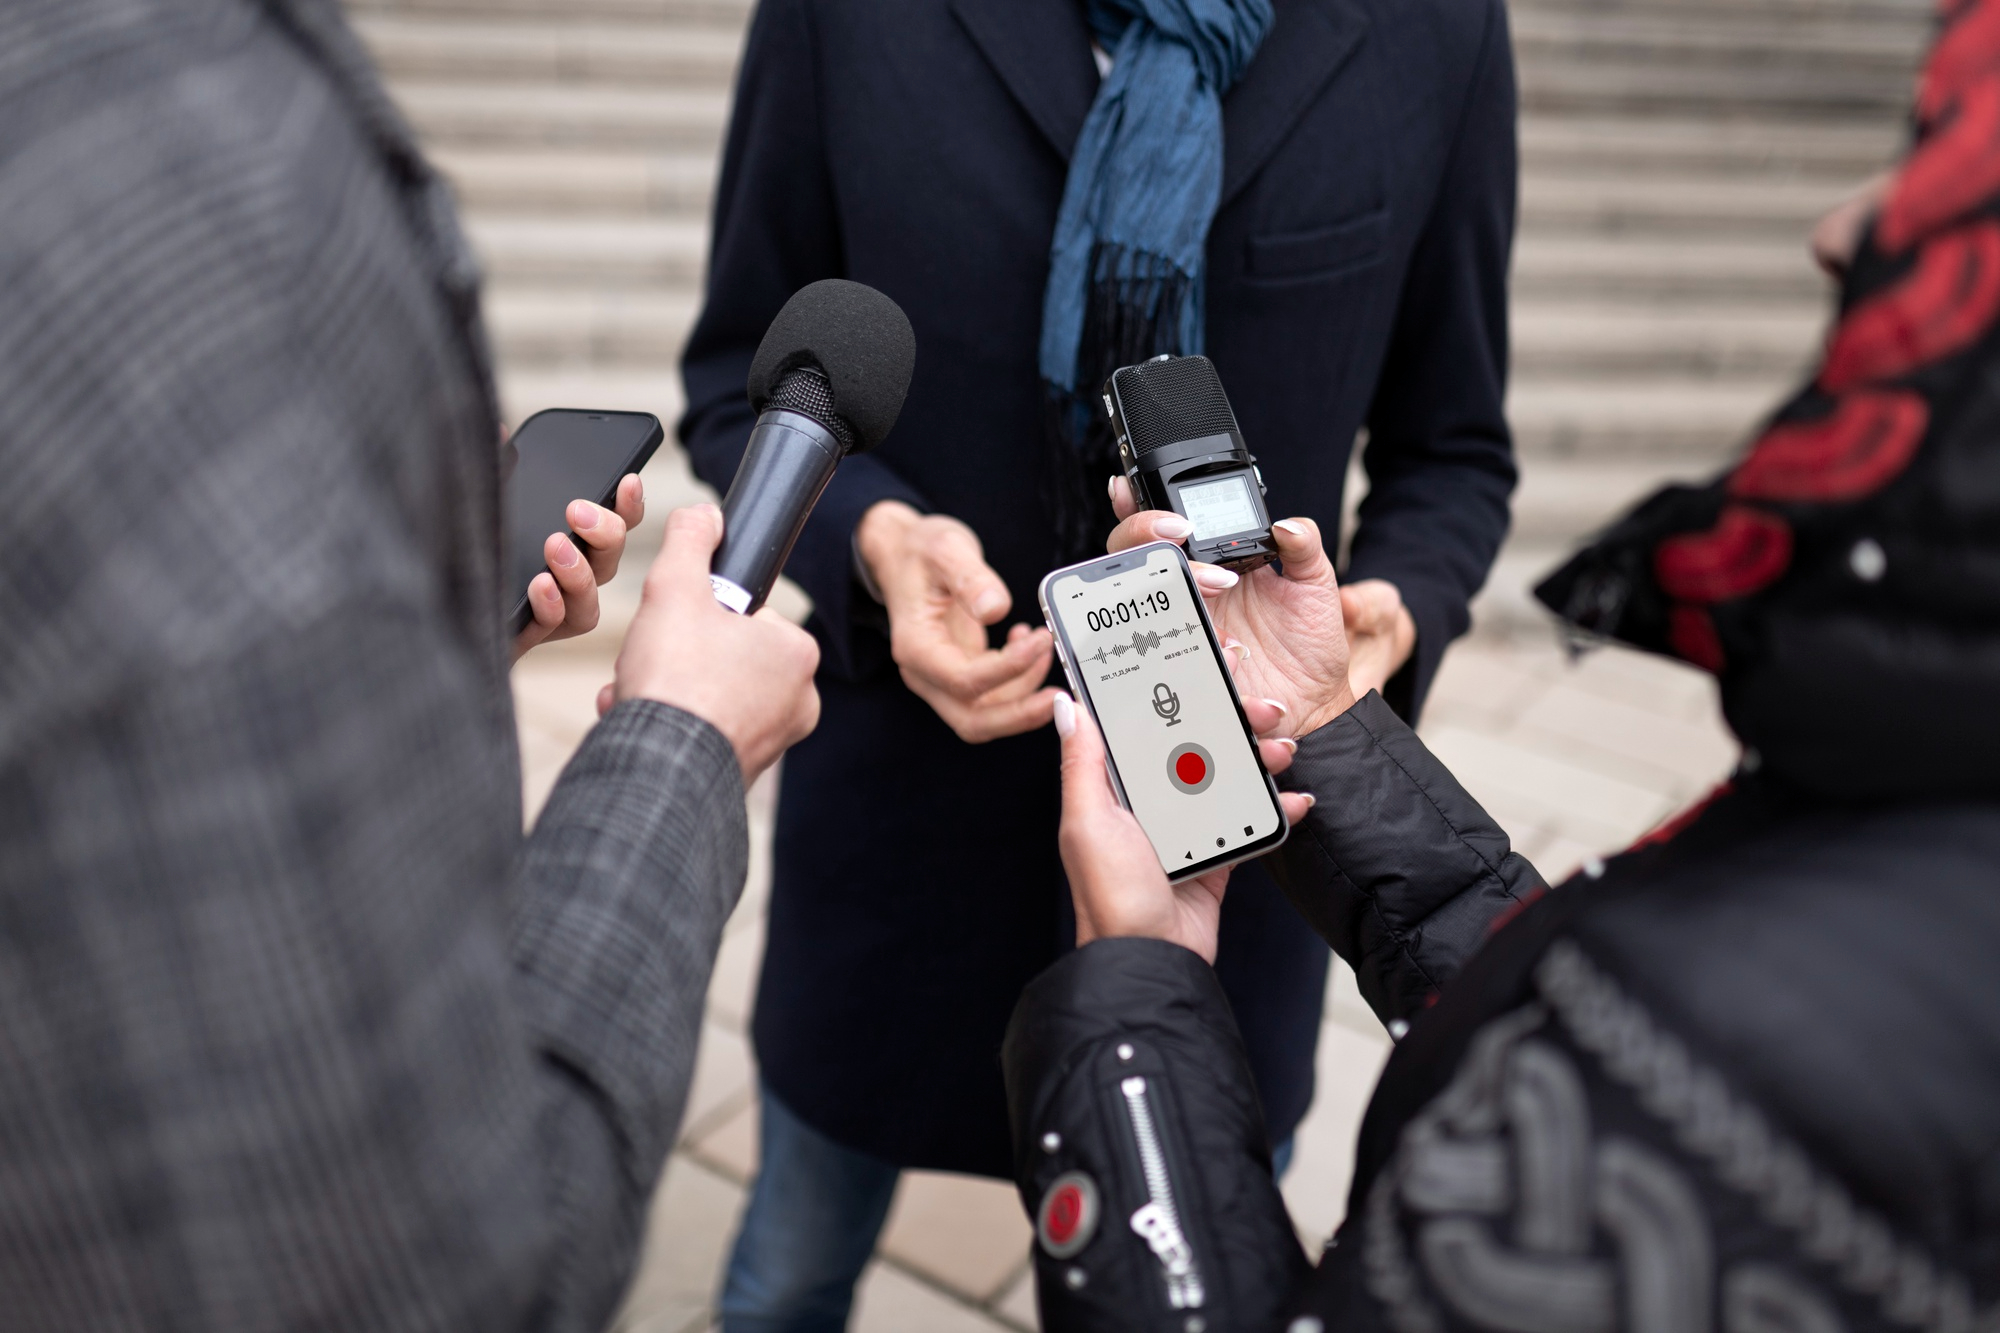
1042, 241, 1197, 564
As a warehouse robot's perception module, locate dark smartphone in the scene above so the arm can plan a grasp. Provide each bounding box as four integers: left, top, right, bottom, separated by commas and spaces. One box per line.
1038, 540, 1287, 881
502, 408, 664, 635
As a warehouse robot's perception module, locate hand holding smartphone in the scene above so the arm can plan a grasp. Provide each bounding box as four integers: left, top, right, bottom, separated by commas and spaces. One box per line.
502, 409, 664, 636
1040, 542, 1287, 881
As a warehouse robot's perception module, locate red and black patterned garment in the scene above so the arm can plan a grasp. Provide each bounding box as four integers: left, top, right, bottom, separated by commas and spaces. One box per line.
1003, 5, 2000, 1330
1539, 0, 2000, 800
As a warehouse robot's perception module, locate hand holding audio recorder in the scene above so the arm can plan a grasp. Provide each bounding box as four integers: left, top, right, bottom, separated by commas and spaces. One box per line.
1103, 354, 1276, 573
1105, 498, 1360, 740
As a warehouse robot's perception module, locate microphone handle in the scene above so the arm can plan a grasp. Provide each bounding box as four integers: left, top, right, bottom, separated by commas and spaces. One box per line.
710, 409, 846, 615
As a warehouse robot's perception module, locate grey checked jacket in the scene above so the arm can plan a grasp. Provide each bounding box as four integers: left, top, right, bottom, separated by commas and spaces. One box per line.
0, 2, 745, 1328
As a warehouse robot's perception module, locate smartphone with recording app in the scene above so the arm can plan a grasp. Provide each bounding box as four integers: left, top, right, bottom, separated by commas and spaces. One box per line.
1039, 541, 1288, 881
502, 408, 664, 635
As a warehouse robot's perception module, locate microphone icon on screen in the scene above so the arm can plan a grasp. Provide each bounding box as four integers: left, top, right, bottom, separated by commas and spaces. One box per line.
1152, 683, 1183, 727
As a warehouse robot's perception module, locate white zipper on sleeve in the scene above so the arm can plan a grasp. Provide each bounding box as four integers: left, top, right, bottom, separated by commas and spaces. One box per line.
1119, 1075, 1205, 1310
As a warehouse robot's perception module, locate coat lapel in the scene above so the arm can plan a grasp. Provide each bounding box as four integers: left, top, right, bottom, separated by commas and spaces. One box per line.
1222, 0, 1369, 207
950, 0, 1100, 163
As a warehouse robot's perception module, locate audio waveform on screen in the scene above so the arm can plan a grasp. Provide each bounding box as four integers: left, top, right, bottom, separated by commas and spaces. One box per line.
1086, 622, 1202, 664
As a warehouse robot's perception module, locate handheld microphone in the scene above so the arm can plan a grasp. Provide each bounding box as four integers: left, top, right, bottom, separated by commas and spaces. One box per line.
710, 279, 917, 614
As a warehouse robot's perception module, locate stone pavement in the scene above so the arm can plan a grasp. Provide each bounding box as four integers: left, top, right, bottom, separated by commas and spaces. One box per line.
348, 0, 1933, 1323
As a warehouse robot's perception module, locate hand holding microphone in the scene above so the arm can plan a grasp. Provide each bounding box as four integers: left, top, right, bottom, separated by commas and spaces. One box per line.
710, 279, 918, 615
607, 503, 822, 786
721, 283, 1056, 746
591, 278, 922, 781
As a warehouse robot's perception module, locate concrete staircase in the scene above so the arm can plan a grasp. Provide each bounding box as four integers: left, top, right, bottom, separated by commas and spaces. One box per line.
345, 0, 1936, 627
348, 0, 746, 426
1498, 0, 1932, 622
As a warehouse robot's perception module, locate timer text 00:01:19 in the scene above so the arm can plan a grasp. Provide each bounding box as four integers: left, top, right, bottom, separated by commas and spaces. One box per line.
1084, 588, 1172, 633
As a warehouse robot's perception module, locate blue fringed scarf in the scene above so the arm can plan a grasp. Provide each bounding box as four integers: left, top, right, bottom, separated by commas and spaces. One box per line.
1040, 0, 1273, 559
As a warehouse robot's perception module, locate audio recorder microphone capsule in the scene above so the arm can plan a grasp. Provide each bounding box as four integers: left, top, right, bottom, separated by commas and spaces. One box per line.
710, 279, 917, 614
1103, 354, 1277, 573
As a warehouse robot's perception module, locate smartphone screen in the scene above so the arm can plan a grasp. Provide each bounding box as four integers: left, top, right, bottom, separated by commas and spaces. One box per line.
1042, 542, 1287, 879
502, 409, 662, 632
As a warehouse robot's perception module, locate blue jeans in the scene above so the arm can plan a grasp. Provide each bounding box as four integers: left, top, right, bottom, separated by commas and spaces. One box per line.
718, 1087, 900, 1333
718, 1086, 1295, 1332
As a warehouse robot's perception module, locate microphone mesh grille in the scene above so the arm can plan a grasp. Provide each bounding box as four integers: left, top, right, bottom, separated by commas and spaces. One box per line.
1119, 356, 1239, 457
767, 366, 855, 451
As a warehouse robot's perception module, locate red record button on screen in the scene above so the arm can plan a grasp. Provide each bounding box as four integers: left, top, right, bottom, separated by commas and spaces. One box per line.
1167, 742, 1215, 794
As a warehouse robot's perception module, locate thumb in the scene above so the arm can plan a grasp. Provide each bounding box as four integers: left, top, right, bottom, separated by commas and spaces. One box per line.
1341, 579, 1403, 632
1055, 693, 1118, 821
652, 503, 725, 599
1271, 517, 1335, 587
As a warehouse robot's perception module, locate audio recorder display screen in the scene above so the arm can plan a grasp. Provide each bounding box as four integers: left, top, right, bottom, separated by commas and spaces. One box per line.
1043, 543, 1286, 878
1177, 474, 1261, 541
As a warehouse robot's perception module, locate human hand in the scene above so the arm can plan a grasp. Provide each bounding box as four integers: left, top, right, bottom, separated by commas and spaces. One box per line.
601, 503, 821, 785
1340, 578, 1417, 699
856, 500, 1059, 743
512, 474, 647, 663
1055, 690, 1313, 962
1107, 478, 1357, 736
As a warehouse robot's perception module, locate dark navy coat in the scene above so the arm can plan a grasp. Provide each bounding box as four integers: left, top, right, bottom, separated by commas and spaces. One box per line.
680, 0, 1517, 1176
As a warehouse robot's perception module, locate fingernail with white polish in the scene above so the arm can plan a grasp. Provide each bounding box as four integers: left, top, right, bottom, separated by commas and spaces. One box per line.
1053, 692, 1076, 738
1194, 566, 1239, 590
1275, 737, 1298, 755
1106, 475, 1120, 500
1274, 519, 1306, 537
1301, 793, 1317, 809
1153, 514, 1192, 539
1262, 698, 1288, 715
1225, 638, 1251, 662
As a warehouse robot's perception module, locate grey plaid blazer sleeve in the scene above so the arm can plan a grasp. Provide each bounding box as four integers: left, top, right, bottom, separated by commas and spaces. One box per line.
0, 2, 745, 1329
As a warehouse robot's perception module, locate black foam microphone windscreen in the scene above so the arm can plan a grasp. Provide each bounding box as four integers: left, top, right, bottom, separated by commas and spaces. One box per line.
1115, 354, 1241, 459
712, 280, 917, 614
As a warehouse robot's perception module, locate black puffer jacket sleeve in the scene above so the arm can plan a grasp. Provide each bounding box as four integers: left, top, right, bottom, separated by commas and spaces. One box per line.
1002, 938, 1308, 1332
1271, 691, 1545, 1025
1004, 695, 1543, 1330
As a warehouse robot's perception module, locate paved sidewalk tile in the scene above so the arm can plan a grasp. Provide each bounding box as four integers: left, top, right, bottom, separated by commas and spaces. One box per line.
993, 1267, 1039, 1330
705, 919, 764, 1032
687, 1094, 758, 1183
612, 1157, 745, 1333
851, 1262, 1018, 1332
1515, 675, 1737, 792
879, 1172, 1034, 1305
1422, 722, 1679, 848
678, 1023, 752, 1145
